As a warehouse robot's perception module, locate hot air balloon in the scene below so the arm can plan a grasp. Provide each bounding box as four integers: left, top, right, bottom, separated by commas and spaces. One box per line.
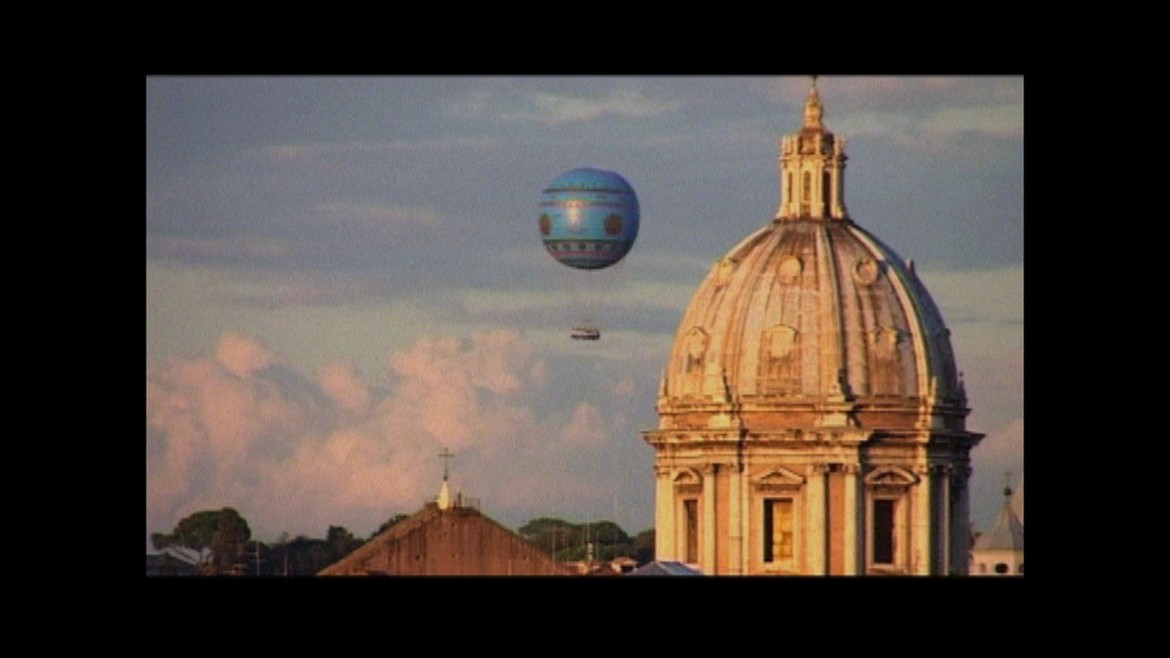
538, 167, 640, 340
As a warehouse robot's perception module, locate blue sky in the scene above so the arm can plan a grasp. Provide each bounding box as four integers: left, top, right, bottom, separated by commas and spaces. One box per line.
146, 76, 1023, 548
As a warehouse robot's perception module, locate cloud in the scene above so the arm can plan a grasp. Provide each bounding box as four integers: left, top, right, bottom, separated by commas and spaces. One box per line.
317, 200, 447, 229
969, 417, 1024, 531
149, 327, 643, 543
610, 377, 636, 398
148, 235, 303, 262
465, 87, 682, 125
266, 138, 499, 161
973, 417, 1024, 467
775, 77, 1023, 146
919, 104, 1023, 139
559, 401, 608, 448
316, 360, 372, 415
216, 331, 280, 377
833, 105, 1022, 145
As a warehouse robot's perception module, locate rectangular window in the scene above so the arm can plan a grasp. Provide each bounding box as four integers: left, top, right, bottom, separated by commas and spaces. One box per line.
873, 499, 895, 565
684, 499, 699, 564
763, 498, 793, 564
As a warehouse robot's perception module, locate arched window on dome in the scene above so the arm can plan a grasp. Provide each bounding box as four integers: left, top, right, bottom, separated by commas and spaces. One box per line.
995, 563, 1009, 574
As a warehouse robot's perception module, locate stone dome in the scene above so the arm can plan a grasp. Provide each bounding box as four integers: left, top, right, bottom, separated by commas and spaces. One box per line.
644, 79, 981, 576
657, 82, 968, 436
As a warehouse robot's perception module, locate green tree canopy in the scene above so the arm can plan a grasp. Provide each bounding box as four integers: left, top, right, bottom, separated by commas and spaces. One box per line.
151, 507, 252, 575
633, 528, 655, 565
519, 517, 637, 562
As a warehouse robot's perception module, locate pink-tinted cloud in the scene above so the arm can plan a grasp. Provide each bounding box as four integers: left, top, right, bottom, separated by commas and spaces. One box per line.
968, 417, 1024, 531
559, 402, 608, 449
147, 327, 633, 544
610, 376, 636, 398
216, 330, 279, 377
973, 417, 1024, 467
316, 360, 371, 415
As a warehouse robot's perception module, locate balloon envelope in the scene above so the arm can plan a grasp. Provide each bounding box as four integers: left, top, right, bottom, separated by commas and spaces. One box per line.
539, 167, 639, 270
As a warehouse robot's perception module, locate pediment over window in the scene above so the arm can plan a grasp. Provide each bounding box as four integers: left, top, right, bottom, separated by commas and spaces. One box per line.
864, 466, 918, 489
752, 466, 805, 493
673, 468, 704, 494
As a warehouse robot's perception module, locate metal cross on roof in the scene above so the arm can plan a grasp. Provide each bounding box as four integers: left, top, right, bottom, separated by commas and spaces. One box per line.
439, 447, 454, 482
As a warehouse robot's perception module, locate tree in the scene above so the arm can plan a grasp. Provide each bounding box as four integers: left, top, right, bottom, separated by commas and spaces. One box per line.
633, 528, 655, 565
519, 517, 635, 562
326, 525, 363, 560
152, 507, 252, 575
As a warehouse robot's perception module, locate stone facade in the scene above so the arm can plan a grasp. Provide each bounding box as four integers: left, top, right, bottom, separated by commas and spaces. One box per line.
643, 80, 983, 576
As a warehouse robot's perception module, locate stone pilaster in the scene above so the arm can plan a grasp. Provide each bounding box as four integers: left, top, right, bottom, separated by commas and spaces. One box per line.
807, 463, 829, 575
702, 464, 718, 574
654, 465, 674, 561
729, 461, 743, 575
950, 465, 972, 575
842, 463, 861, 576
913, 464, 932, 575
936, 464, 952, 575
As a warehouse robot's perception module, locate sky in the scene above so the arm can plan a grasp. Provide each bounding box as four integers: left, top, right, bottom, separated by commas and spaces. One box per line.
146, 76, 1023, 550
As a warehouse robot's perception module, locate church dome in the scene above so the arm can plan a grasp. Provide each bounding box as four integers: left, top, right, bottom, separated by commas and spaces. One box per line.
658, 81, 967, 434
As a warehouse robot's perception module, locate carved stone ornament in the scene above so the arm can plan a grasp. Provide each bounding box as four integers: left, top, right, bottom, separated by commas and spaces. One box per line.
777, 256, 803, 284
864, 466, 918, 495
763, 324, 798, 359
673, 468, 704, 495
873, 327, 901, 360
717, 258, 737, 287
751, 466, 805, 493
684, 327, 709, 373
854, 258, 880, 285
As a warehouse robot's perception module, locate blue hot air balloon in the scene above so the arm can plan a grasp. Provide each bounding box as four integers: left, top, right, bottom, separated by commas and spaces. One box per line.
538, 167, 641, 340
539, 167, 640, 271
